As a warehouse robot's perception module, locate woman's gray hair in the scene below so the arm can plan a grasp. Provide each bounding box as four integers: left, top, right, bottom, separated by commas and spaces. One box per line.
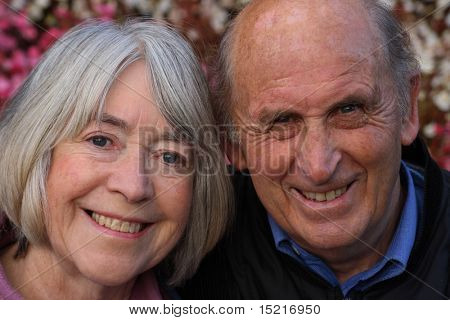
0, 19, 233, 285
215, 0, 420, 142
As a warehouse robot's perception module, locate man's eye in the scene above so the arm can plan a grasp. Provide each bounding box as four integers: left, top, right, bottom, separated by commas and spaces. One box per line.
264, 113, 302, 140
339, 103, 361, 114
89, 136, 111, 148
273, 114, 295, 124
330, 102, 368, 129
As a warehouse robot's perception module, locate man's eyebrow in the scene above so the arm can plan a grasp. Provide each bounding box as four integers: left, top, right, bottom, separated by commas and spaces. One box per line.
254, 88, 380, 124
329, 95, 368, 109
98, 113, 129, 131
255, 107, 299, 124
329, 86, 382, 110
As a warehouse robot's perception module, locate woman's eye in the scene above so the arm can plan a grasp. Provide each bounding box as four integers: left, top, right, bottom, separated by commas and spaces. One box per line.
162, 152, 182, 165
89, 136, 111, 148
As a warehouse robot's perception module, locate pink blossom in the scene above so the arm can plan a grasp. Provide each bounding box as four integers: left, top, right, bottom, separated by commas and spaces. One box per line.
10, 73, 25, 96
0, 3, 6, 16
0, 75, 11, 99
27, 46, 41, 67
94, 3, 116, 19
47, 27, 65, 38
11, 50, 28, 73
38, 34, 54, 50
38, 28, 65, 50
2, 58, 12, 72
0, 34, 17, 51
434, 123, 446, 136
27, 46, 40, 58
0, 19, 9, 30
54, 6, 71, 20
11, 13, 30, 30
22, 26, 38, 40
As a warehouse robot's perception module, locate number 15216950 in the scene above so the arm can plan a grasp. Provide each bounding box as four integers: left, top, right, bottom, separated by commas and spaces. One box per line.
259, 304, 321, 315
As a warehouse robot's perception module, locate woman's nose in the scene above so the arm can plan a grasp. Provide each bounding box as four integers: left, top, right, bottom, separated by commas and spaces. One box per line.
106, 150, 154, 203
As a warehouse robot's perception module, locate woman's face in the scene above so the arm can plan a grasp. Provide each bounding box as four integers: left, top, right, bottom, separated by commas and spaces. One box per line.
45, 61, 194, 286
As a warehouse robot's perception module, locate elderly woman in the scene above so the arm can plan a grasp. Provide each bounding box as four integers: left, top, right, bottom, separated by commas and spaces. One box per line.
0, 20, 232, 299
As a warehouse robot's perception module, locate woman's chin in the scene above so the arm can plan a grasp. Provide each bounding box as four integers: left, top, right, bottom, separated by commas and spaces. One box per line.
83, 267, 138, 287
74, 257, 149, 288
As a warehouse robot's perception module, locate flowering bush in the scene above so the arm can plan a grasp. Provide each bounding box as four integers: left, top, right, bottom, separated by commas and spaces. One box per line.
0, 0, 448, 168
392, 0, 450, 170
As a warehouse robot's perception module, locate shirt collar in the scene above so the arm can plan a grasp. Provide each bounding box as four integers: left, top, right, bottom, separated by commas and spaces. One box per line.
382, 161, 417, 266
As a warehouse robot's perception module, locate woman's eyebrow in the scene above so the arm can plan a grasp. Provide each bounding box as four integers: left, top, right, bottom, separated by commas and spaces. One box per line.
97, 114, 191, 145
159, 131, 184, 143
140, 128, 193, 146
98, 113, 129, 131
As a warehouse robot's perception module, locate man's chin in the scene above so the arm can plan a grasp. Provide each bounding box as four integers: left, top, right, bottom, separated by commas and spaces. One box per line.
294, 227, 364, 257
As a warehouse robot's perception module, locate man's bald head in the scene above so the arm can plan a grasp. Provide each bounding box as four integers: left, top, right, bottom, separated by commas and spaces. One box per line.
232, 0, 380, 102
214, 0, 419, 140
234, 0, 377, 61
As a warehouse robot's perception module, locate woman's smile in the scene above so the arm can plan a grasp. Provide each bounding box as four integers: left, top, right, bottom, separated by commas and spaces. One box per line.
83, 208, 153, 237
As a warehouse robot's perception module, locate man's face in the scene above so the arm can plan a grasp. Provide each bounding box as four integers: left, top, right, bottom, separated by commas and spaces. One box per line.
230, 0, 418, 257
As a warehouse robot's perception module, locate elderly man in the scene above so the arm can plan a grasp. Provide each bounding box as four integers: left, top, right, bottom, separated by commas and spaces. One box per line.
180, 0, 450, 299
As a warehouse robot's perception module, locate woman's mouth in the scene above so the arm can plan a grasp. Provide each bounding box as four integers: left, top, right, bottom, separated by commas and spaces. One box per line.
84, 209, 148, 234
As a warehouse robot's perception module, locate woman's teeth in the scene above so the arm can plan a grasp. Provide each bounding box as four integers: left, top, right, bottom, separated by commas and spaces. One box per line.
90, 212, 143, 233
301, 186, 347, 202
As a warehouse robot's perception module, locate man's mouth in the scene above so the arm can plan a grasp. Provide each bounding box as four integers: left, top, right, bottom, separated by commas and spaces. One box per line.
84, 209, 148, 234
292, 184, 351, 202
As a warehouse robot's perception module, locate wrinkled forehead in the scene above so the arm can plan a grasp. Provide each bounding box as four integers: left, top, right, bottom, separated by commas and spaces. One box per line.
232, 0, 382, 89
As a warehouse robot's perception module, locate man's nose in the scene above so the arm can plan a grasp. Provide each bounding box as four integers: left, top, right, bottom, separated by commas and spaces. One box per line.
106, 151, 154, 203
295, 125, 341, 184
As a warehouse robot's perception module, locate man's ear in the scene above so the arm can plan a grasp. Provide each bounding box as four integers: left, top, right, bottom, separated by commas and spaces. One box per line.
401, 74, 420, 146
225, 140, 248, 171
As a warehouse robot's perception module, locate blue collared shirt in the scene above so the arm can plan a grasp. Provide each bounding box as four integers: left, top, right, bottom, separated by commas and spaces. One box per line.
268, 161, 424, 297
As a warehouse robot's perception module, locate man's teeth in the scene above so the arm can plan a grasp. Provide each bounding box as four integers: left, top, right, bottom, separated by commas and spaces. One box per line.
302, 186, 347, 202
91, 212, 143, 233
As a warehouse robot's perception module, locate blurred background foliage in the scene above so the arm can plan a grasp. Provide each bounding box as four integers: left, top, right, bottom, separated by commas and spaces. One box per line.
0, 0, 448, 169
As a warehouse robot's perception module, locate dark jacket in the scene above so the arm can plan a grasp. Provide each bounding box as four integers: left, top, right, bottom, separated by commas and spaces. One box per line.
179, 138, 450, 299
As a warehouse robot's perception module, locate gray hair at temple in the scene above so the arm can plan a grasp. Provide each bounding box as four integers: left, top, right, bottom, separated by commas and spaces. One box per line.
0, 19, 233, 285
215, 0, 420, 142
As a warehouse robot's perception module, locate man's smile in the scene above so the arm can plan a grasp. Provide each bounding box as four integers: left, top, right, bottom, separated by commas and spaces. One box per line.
287, 180, 358, 212
298, 185, 348, 202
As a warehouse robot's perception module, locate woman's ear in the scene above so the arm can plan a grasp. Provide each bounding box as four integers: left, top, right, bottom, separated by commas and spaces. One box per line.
401, 74, 420, 146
